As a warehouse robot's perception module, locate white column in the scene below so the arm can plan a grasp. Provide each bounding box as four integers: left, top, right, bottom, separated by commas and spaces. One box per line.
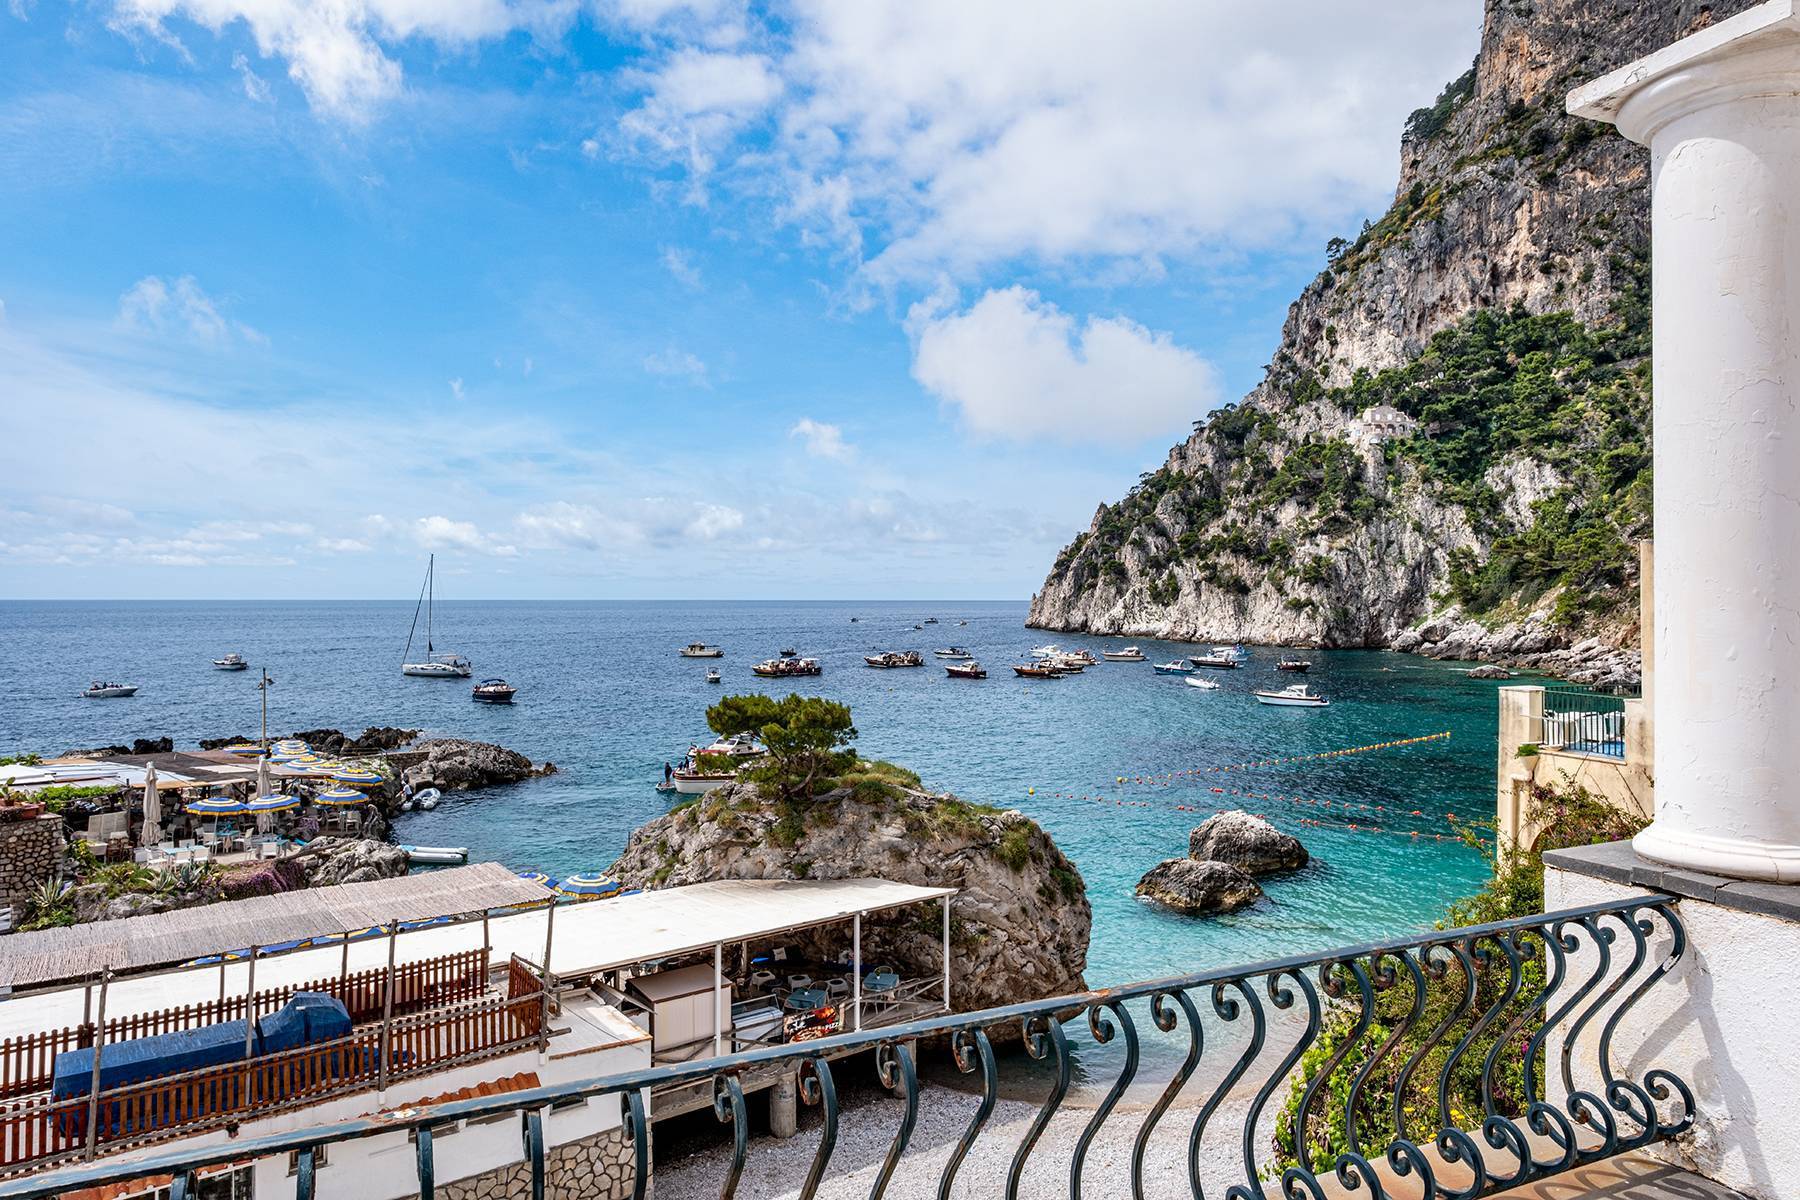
712, 943, 724, 1057
851, 914, 862, 1032
1569, 2, 1800, 881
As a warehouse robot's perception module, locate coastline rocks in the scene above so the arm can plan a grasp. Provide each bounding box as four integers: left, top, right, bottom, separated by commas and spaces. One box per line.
1467, 664, 1514, 680
63, 737, 174, 759
293, 837, 409, 886
398, 739, 544, 792
1135, 859, 1261, 916
1187, 811, 1309, 876
198, 727, 420, 755
609, 780, 1090, 1013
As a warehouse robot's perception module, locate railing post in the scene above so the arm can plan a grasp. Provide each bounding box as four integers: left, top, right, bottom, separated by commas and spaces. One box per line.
378, 921, 398, 1092
712, 943, 724, 1057
851, 915, 862, 1032
942, 896, 951, 1011
539, 899, 556, 1054
83, 969, 109, 1160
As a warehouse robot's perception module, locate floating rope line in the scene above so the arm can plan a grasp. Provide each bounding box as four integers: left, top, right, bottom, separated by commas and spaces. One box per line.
1108, 730, 1453, 786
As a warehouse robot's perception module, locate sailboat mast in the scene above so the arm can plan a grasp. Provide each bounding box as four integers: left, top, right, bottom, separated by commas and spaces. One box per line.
426, 553, 435, 653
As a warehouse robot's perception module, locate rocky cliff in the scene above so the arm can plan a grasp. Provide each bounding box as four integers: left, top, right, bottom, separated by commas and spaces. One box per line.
1029, 1, 1755, 688
610, 777, 1090, 1013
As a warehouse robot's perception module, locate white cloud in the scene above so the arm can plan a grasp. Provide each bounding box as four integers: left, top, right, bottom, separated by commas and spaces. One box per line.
617, 48, 781, 193
231, 51, 273, 103
449, 377, 465, 400
683, 502, 743, 540
414, 514, 517, 556
642, 347, 708, 385
660, 245, 702, 288
118, 275, 263, 344
315, 536, 372, 553
788, 418, 853, 462
911, 286, 1220, 444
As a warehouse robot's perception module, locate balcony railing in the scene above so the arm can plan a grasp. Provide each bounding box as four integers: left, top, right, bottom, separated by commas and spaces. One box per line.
0, 894, 1692, 1200
1541, 687, 1634, 760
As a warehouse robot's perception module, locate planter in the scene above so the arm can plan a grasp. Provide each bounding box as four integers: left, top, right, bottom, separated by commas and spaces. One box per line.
0, 802, 47, 823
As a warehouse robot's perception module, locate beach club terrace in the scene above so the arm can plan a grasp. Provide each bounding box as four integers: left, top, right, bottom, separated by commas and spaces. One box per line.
0, 864, 956, 1199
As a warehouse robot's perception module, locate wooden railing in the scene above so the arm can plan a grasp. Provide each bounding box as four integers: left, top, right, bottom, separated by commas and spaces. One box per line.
0, 986, 543, 1175
0, 948, 488, 1101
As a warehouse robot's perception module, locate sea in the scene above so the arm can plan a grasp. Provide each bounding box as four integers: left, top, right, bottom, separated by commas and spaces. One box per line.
0, 599, 1504, 991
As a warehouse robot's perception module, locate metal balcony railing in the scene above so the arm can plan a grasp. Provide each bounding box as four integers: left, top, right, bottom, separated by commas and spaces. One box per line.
0, 894, 1692, 1200
1541, 687, 1634, 760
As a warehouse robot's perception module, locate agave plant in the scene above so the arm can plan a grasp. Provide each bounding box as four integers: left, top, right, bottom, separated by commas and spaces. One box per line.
20, 878, 74, 931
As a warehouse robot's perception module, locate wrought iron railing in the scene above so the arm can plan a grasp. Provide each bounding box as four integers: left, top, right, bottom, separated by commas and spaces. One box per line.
0, 894, 1691, 1200
1541, 687, 1635, 760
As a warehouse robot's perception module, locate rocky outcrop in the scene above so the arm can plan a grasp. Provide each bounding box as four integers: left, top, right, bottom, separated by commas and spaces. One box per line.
1028, 2, 1759, 687
63, 737, 174, 758
198, 727, 420, 755
610, 780, 1089, 1013
398, 739, 550, 793
1187, 811, 1308, 876
1135, 859, 1261, 916
293, 837, 409, 887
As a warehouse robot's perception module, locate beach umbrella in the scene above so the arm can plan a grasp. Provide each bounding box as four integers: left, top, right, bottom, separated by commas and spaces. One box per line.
333, 768, 383, 787
257, 756, 273, 799
516, 871, 555, 888
224, 743, 262, 757
555, 873, 623, 899
140, 762, 162, 848
184, 795, 246, 844
315, 787, 366, 807
246, 793, 299, 834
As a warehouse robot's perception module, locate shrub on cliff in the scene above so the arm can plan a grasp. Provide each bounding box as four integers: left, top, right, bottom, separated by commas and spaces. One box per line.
706, 693, 857, 803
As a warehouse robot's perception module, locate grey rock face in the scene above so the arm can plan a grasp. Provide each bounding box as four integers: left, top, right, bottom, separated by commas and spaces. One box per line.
298, 836, 409, 886
1135, 858, 1262, 916
610, 781, 1090, 1013
1187, 811, 1308, 876
401, 739, 540, 792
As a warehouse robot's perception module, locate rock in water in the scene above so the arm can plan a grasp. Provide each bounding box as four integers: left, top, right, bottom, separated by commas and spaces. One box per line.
401, 738, 539, 792
1136, 859, 1262, 916
1467, 664, 1514, 680
609, 779, 1089, 1013
1187, 810, 1309, 876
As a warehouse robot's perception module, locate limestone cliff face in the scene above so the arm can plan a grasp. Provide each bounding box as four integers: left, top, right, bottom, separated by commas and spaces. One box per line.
1029, 0, 1752, 687
610, 781, 1089, 1012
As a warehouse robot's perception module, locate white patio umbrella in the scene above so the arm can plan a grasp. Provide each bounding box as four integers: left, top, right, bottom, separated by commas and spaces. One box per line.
140, 762, 162, 847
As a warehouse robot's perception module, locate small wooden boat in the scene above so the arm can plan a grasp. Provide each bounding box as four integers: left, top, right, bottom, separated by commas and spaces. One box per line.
672, 768, 736, 794
472, 678, 517, 704
82, 682, 138, 698
1276, 658, 1312, 673
402, 845, 469, 865
213, 653, 248, 671
679, 642, 725, 658
1154, 660, 1194, 675
1012, 664, 1060, 679
1103, 646, 1147, 661
1185, 675, 1221, 691
945, 661, 987, 679
1254, 684, 1329, 707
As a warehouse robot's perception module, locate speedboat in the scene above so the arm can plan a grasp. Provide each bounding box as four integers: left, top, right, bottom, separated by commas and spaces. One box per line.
679, 642, 724, 658
1254, 684, 1329, 707
1063, 649, 1098, 666
472, 678, 517, 704
1028, 644, 1060, 659
1185, 675, 1221, 690
1189, 651, 1240, 670
212, 653, 248, 671
1012, 663, 1060, 679
1044, 654, 1087, 673
1276, 658, 1312, 673
864, 651, 924, 668
701, 732, 765, 759
402, 845, 468, 865
923, 617, 939, 624
1154, 660, 1194, 674
404, 652, 473, 678
706, 668, 721, 684
945, 661, 987, 679
82, 682, 139, 698
1103, 646, 1147, 661
672, 765, 736, 794
753, 657, 821, 677
933, 647, 973, 659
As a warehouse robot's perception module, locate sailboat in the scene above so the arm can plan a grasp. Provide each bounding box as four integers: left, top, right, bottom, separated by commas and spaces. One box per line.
401, 554, 472, 678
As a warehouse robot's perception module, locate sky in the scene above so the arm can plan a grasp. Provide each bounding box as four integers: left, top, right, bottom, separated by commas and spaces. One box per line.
0, 0, 1480, 600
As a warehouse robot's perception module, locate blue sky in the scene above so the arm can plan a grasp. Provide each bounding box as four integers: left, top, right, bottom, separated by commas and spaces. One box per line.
0, 1, 1479, 599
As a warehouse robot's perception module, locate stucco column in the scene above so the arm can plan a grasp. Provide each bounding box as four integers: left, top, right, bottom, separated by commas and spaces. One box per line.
1569, 2, 1800, 881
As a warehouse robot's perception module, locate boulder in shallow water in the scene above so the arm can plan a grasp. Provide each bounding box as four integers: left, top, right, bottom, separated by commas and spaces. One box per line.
1187, 810, 1309, 876
400, 738, 539, 792
1136, 858, 1261, 915
1467, 664, 1513, 680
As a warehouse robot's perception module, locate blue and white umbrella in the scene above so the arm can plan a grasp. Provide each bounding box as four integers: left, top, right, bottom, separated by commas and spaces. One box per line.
315, 787, 366, 807
517, 871, 556, 888
333, 768, 383, 787
184, 796, 246, 816
555, 873, 622, 899
246, 793, 299, 813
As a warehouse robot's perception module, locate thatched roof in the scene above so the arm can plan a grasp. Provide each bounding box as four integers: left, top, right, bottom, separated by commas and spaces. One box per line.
0, 862, 550, 990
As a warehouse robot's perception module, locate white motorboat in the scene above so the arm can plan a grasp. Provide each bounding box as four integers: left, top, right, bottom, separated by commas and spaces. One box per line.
1154, 660, 1194, 674
865, 651, 925, 668
933, 647, 973, 659
401, 554, 473, 678
706, 668, 722, 684
82, 682, 139, 698
1028, 644, 1061, 659
1254, 684, 1329, 707
212, 653, 248, 671
1189, 651, 1240, 670
472, 678, 517, 703
1185, 675, 1221, 690
1103, 646, 1147, 661
671, 767, 736, 794
680, 643, 725, 658
701, 732, 765, 759
402, 844, 468, 865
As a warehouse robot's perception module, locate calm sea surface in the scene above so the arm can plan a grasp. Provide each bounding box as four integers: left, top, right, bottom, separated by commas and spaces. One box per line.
0, 600, 1504, 989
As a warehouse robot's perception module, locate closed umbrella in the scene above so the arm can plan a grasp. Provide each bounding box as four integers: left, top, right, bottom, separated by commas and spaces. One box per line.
257, 756, 273, 799
140, 762, 162, 848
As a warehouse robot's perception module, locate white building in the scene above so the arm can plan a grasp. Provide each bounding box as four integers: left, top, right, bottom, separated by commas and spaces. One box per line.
1348, 403, 1417, 448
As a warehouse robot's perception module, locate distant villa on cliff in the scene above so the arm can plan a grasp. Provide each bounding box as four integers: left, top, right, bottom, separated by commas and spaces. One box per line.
1348, 403, 1418, 448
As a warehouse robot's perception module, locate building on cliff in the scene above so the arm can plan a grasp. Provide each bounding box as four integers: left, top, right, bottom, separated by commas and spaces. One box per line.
1347, 403, 1418, 449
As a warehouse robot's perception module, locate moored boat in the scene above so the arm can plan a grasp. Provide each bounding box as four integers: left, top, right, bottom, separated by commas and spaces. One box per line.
413, 787, 442, 811
706, 667, 721, 684
402, 844, 469, 865
1012, 663, 1060, 679
753, 656, 822, 677
679, 642, 725, 658
1254, 683, 1329, 707
82, 681, 139, 698
212, 653, 248, 671
1189, 651, 1240, 670
401, 554, 472, 678
472, 678, 517, 704
864, 651, 925, 668
671, 767, 736, 794
1153, 660, 1194, 674
932, 647, 973, 659
945, 661, 987, 679
1276, 658, 1312, 673
1185, 675, 1221, 691
1103, 646, 1147, 661
1027, 643, 1060, 659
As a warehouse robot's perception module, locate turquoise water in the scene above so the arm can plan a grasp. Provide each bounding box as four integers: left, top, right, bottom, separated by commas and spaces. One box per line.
0, 600, 1503, 987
